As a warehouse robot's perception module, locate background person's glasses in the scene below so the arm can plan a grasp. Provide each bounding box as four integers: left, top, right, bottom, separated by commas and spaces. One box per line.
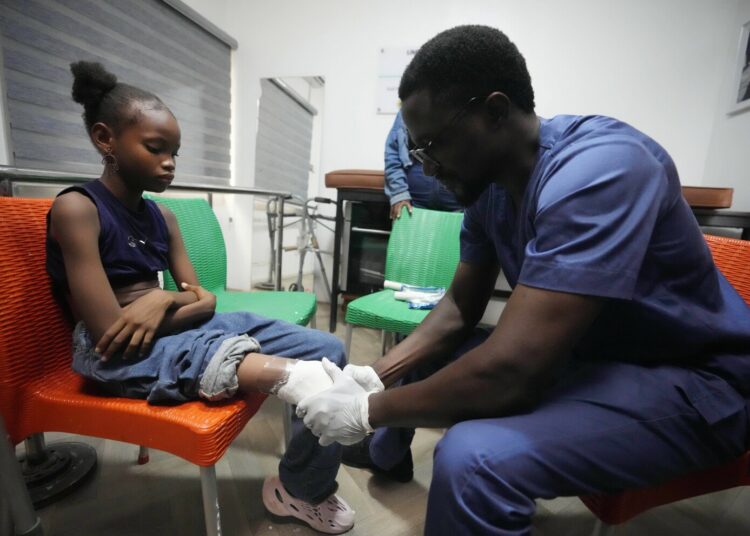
409, 96, 481, 173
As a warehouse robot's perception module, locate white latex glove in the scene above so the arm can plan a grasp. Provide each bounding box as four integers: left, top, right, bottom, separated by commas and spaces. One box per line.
297, 358, 374, 446
276, 360, 334, 406
343, 364, 384, 394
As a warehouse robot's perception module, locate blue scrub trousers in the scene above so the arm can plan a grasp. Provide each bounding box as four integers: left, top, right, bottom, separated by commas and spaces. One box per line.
369, 330, 750, 535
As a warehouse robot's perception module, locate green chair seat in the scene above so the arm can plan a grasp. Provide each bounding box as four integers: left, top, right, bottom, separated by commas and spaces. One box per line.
146, 195, 316, 327
345, 289, 430, 335
214, 289, 316, 326
344, 207, 463, 350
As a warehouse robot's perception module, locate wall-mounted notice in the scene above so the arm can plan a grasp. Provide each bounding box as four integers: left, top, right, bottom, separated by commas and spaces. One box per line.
376, 47, 417, 114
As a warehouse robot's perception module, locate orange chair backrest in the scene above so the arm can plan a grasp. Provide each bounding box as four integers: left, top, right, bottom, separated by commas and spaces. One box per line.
704, 234, 750, 305
0, 197, 73, 400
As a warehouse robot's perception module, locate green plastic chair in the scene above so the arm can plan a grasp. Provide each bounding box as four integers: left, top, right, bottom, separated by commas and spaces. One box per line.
146, 196, 317, 327
344, 207, 464, 355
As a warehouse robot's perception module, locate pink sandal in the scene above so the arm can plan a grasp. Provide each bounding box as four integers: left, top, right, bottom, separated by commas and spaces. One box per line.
262, 475, 355, 534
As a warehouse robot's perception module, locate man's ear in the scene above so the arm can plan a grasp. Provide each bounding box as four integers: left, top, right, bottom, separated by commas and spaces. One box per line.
484, 92, 511, 128
90, 122, 115, 155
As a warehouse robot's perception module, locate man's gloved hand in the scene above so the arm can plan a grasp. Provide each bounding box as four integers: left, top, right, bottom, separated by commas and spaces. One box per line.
276, 360, 334, 406
343, 364, 384, 393
297, 358, 374, 446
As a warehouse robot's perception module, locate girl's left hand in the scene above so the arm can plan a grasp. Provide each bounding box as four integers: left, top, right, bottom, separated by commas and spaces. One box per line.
96, 289, 173, 361
181, 282, 217, 308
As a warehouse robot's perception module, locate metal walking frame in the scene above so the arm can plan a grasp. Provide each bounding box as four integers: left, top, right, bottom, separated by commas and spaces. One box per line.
254, 197, 303, 291
285, 196, 335, 301
256, 194, 336, 302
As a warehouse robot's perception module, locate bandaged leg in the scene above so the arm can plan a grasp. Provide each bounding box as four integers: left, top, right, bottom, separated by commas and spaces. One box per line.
235, 353, 334, 406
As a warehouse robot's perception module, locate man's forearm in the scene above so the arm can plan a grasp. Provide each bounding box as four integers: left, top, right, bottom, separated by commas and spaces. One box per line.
373, 292, 477, 386
373, 262, 499, 386
369, 347, 539, 429
369, 285, 602, 429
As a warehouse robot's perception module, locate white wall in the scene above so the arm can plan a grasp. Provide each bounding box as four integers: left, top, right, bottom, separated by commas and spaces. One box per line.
704, 0, 750, 211
184, 0, 739, 182
180, 0, 745, 296
0, 1, 741, 291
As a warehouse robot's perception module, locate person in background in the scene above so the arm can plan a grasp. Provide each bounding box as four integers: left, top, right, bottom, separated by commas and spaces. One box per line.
46, 61, 355, 534
384, 110, 462, 219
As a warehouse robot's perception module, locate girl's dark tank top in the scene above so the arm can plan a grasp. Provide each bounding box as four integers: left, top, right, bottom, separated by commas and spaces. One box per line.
46, 179, 170, 290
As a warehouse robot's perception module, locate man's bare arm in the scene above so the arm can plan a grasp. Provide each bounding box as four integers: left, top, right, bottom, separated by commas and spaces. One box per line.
373, 260, 500, 386
368, 284, 603, 428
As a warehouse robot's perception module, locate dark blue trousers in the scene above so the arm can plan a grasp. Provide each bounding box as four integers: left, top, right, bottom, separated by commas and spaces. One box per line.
369, 330, 750, 535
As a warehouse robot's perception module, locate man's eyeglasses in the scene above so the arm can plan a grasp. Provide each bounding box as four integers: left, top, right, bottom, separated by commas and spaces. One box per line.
408, 96, 481, 173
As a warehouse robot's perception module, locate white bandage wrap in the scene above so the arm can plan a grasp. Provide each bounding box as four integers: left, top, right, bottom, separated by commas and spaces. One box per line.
275, 360, 335, 406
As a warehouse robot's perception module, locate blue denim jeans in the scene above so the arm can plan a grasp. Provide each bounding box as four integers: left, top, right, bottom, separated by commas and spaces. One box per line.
72, 311, 347, 504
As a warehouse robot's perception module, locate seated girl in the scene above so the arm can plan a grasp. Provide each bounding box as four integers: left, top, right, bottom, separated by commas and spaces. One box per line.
46, 61, 354, 534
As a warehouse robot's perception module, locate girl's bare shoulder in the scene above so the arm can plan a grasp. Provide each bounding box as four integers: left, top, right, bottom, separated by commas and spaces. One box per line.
50, 191, 99, 238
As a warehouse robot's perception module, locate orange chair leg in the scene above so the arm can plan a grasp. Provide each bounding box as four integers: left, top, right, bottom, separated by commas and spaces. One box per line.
137, 446, 150, 465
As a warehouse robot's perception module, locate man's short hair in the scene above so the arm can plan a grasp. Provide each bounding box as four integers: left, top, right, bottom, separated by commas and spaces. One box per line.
399, 25, 535, 113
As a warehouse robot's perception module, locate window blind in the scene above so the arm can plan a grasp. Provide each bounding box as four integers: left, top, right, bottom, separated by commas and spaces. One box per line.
254, 78, 315, 199
0, 0, 232, 184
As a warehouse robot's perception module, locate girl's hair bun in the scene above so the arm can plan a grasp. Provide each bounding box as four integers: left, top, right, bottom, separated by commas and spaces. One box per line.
70, 61, 117, 109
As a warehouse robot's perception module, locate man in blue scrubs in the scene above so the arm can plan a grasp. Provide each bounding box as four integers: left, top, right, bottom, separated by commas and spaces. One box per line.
299, 25, 750, 535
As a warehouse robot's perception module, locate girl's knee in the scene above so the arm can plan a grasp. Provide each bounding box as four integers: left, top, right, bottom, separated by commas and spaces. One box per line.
321, 335, 346, 367
301, 330, 346, 367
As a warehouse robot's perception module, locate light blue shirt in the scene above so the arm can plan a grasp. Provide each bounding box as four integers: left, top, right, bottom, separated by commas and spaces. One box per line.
383, 111, 414, 205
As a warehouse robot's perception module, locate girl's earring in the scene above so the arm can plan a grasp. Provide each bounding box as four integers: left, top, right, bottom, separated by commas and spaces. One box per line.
101, 148, 119, 172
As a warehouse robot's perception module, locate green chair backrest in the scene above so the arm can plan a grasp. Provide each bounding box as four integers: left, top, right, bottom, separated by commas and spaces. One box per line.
145, 196, 227, 293
384, 207, 464, 289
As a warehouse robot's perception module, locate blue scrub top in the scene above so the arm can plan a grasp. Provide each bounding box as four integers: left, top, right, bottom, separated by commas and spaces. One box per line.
461, 115, 750, 369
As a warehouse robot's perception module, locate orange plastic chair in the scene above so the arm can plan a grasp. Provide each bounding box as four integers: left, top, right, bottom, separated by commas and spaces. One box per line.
581, 234, 750, 528
0, 197, 267, 536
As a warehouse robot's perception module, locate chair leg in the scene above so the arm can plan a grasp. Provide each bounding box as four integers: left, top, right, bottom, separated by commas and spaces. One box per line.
381, 331, 397, 355
282, 403, 293, 448
137, 446, 150, 465
19, 433, 96, 509
309, 314, 317, 329
0, 418, 43, 536
591, 518, 616, 536
345, 324, 353, 358
200, 465, 222, 536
